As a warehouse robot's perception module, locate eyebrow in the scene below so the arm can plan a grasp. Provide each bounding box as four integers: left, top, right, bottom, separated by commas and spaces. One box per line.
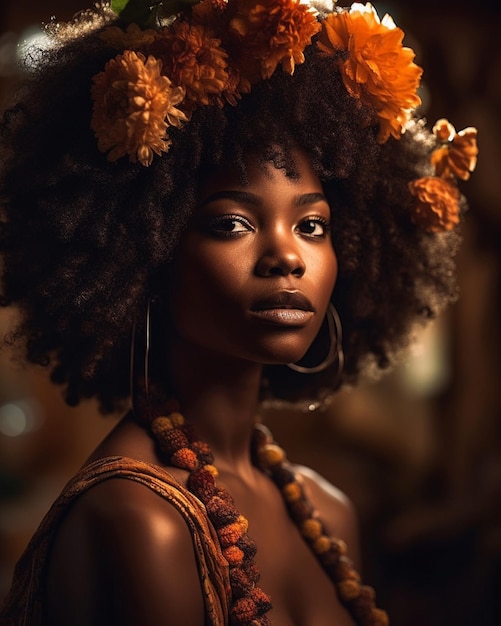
199, 190, 261, 208
294, 192, 328, 206
199, 190, 328, 208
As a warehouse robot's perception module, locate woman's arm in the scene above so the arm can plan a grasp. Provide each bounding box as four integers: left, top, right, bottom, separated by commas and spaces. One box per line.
46, 478, 206, 626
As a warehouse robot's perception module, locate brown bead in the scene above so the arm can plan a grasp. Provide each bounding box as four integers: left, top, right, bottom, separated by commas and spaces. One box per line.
154, 426, 188, 455
283, 482, 302, 503
171, 447, 199, 471
269, 464, 296, 487
333, 555, 360, 582
258, 443, 285, 468
205, 496, 239, 525
300, 518, 323, 541
231, 596, 257, 623
337, 579, 362, 602
191, 440, 214, 465
288, 498, 314, 522
229, 568, 254, 598
237, 535, 257, 559
187, 467, 216, 502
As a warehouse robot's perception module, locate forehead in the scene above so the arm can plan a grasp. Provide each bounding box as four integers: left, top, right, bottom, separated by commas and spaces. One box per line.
198, 148, 323, 200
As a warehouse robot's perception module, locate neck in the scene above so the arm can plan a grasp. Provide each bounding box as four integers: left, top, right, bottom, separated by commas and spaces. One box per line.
164, 337, 265, 476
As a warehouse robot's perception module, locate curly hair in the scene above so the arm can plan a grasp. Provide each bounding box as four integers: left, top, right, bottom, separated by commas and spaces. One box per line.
0, 8, 461, 412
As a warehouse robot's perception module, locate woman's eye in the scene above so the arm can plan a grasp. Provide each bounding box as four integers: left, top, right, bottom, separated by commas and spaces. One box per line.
207, 215, 254, 238
297, 218, 330, 238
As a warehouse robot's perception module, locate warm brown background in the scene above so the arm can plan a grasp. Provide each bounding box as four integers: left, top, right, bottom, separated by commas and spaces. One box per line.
0, 2, 499, 625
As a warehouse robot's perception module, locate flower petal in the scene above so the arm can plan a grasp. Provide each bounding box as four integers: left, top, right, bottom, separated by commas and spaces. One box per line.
318, 3, 422, 142
408, 176, 461, 232
91, 50, 187, 166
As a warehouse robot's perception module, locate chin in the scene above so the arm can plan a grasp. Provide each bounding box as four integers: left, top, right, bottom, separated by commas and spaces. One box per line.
251, 340, 312, 367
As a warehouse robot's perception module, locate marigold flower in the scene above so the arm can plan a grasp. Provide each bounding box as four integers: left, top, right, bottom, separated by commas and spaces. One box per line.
431, 119, 478, 181
433, 118, 455, 142
192, 0, 229, 27
408, 176, 461, 232
100, 23, 158, 49
318, 3, 422, 142
229, 0, 321, 82
91, 50, 187, 166
150, 21, 230, 109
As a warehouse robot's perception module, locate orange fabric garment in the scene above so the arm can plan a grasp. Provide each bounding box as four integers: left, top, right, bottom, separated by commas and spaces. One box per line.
0, 456, 230, 626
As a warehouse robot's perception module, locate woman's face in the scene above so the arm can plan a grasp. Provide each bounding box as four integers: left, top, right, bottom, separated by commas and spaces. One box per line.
168, 149, 338, 367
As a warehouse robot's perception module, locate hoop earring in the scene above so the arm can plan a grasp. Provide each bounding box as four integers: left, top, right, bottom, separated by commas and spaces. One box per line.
129, 299, 152, 411
287, 303, 344, 376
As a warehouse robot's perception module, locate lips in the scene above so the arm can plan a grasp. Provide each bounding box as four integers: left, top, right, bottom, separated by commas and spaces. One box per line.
251, 291, 315, 313
250, 291, 315, 327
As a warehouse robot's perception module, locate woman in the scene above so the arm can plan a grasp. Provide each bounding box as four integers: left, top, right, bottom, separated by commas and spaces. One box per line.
0, 1, 477, 625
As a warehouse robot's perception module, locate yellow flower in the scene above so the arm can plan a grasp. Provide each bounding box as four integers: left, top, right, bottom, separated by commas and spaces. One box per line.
318, 3, 422, 142
229, 0, 321, 82
431, 119, 478, 181
150, 22, 230, 109
408, 176, 461, 232
99, 23, 158, 49
91, 50, 188, 166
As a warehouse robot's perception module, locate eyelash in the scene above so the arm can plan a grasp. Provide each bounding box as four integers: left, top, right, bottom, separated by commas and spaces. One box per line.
297, 216, 331, 239
204, 214, 331, 239
206, 214, 254, 238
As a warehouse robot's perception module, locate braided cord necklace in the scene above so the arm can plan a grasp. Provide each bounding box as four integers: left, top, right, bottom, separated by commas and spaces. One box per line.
137, 400, 388, 626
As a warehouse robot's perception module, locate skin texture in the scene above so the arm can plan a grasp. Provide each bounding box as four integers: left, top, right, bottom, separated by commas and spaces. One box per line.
169, 149, 338, 368
46, 152, 359, 626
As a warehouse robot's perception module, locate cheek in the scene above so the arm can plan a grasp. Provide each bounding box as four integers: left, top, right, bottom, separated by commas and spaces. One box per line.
168, 244, 250, 339
308, 245, 338, 303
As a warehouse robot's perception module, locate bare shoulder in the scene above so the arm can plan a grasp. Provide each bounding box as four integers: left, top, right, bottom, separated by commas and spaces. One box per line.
47, 476, 205, 626
294, 464, 361, 568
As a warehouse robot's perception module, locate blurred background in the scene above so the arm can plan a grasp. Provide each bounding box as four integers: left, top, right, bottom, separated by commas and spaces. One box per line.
0, 1, 499, 625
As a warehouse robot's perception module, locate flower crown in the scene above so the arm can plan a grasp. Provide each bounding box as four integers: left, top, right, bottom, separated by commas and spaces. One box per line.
90, 0, 478, 233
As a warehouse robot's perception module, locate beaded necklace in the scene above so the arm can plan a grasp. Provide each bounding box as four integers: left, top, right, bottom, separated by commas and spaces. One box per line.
136, 400, 388, 626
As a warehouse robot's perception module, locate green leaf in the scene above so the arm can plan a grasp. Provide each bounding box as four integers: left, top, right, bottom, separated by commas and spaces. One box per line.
110, 0, 131, 15
111, 0, 202, 28
111, 0, 153, 25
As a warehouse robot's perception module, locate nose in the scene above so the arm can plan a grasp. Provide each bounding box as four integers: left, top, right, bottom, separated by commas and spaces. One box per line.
254, 228, 306, 278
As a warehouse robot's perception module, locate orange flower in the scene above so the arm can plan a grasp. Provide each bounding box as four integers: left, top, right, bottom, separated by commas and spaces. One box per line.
433, 118, 455, 142
91, 50, 187, 166
99, 23, 158, 50
192, 0, 229, 27
149, 21, 230, 109
408, 176, 461, 232
229, 0, 321, 82
431, 119, 478, 181
318, 3, 422, 142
